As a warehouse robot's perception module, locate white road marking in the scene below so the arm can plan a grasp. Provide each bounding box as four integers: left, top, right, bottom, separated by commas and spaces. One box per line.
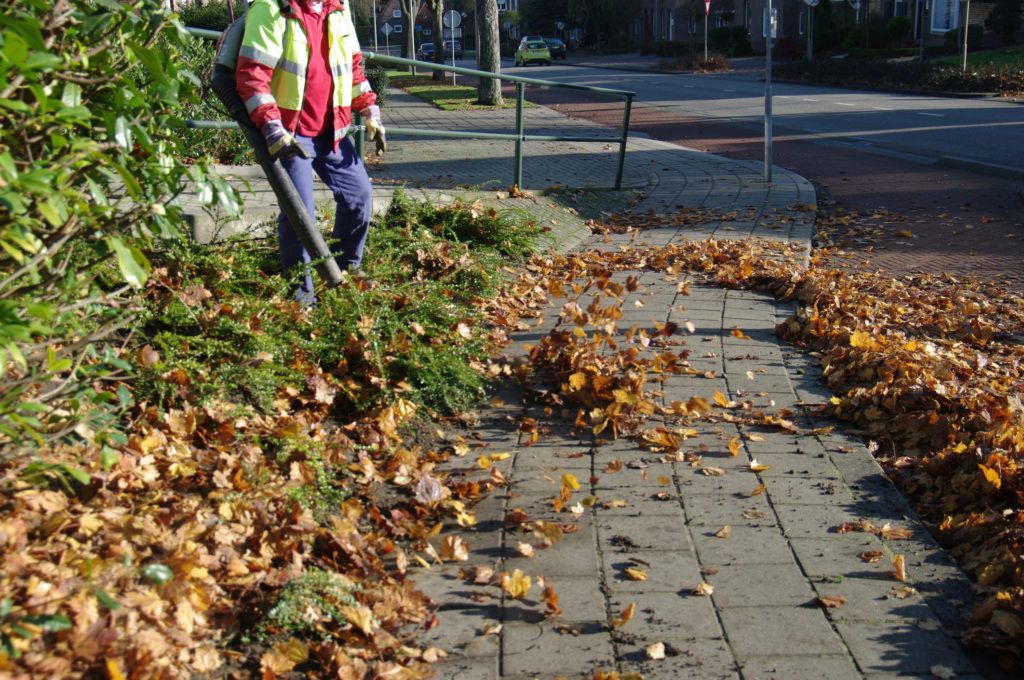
835, 102, 856, 107
802, 98, 819, 102
872, 106, 894, 111
723, 88, 736, 92
919, 112, 944, 117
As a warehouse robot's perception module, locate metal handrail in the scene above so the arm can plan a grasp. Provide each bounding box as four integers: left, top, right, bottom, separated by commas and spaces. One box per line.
184, 26, 636, 189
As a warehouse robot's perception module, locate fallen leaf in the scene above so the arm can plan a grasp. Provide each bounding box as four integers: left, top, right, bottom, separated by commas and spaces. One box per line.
701, 466, 726, 476
895, 229, 913, 238
750, 483, 766, 497
624, 567, 648, 581
891, 554, 906, 582
749, 459, 770, 472
482, 622, 503, 635
561, 472, 581, 492
542, 584, 562, 616
646, 642, 666, 660
859, 550, 884, 563
930, 665, 956, 679
715, 525, 732, 539
692, 581, 714, 596
727, 436, 741, 457
501, 569, 532, 599
818, 595, 848, 609
611, 602, 636, 628
516, 542, 535, 558
439, 535, 470, 562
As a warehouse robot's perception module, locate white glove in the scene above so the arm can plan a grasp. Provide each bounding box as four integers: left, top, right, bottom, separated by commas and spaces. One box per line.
362, 105, 386, 156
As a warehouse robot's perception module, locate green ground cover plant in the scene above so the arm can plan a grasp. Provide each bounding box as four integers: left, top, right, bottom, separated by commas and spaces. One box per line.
938, 44, 1024, 67
388, 72, 532, 110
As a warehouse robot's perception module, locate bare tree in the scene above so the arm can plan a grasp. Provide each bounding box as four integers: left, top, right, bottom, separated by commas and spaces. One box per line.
475, 0, 502, 104
399, 0, 419, 72
424, 0, 445, 80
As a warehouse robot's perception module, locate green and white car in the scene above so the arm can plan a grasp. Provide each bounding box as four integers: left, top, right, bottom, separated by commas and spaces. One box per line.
514, 40, 551, 67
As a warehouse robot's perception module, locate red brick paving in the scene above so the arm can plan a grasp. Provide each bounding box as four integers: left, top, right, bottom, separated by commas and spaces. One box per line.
524, 90, 1024, 290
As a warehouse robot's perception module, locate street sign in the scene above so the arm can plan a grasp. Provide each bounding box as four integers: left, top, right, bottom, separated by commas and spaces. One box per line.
804, 0, 820, 6
443, 28, 463, 38
381, 23, 393, 35
443, 10, 461, 28
762, 7, 777, 38
555, 20, 565, 30
705, 0, 710, 15
502, 20, 510, 29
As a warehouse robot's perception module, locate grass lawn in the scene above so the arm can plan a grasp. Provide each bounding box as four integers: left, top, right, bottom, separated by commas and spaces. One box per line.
387, 71, 534, 110
937, 44, 1024, 67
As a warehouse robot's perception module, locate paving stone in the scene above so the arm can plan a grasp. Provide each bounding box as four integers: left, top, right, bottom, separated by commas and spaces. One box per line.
692, 525, 796, 566
616, 637, 738, 679
502, 621, 615, 676
682, 491, 775, 528
762, 476, 854, 506
595, 514, 692, 552
834, 620, 976, 674
718, 606, 846, 658
603, 549, 702, 593
737, 654, 861, 680
606, 590, 723, 639
706, 564, 816, 607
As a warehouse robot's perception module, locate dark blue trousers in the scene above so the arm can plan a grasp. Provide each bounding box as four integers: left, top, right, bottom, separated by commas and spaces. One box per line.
278, 133, 372, 303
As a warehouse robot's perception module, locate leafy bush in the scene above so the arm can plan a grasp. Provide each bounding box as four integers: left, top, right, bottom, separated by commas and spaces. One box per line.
365, 62, 391, 109
945, 23, 985, 50
775, 57, 1024, 95
178, 0, 246, 31
710, 26, 754, 57
884, 16, 912, 45
0, 0, 235, 455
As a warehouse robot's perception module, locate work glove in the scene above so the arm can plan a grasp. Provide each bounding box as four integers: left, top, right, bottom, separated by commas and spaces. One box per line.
262, 120, 308, 161
362, 105, 386, 156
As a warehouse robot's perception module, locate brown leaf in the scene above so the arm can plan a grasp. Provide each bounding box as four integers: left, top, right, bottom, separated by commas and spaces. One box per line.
818, 595, 848, 609
692, 581, 714, 596
859, 550, 884, 563
542, 584, 562, 616
727, 435, 741, 457
701, 466, 726, 476
715, 525, 732, 539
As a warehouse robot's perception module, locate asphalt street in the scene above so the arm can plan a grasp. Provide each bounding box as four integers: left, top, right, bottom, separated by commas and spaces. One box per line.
503, 60, 1024, 177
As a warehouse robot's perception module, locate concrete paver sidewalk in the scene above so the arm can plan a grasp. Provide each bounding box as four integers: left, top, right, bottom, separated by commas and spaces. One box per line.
376, 93, 984, 678
184, 88, 985, 678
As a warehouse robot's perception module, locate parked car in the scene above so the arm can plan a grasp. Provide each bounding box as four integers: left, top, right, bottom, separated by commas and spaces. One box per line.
444, 40, 463, 59
416, 42, 435, 60
544, 37, 566, 59
518, 34, 544, 47
514, 40, 551, 66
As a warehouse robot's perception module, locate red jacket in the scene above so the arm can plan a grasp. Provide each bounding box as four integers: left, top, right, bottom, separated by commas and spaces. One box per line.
236, 0, 376, 141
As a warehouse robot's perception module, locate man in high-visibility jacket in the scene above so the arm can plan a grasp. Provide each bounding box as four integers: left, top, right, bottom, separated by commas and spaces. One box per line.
237, 0, 384, 302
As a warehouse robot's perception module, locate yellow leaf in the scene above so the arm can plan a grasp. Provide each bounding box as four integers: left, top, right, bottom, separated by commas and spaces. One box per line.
624, 567, 648, 581
439, 535, 470, 562
750, 483, 766, 497
561, 473, 581, 492
849, 330, 876, 350
713, 391, 729, 407
106, 659, 126, 680
611, 602, 636, 628
686, 396, 711, 415
501, 569, 532, 599
749, 459, 770, 472
568, 372, 587, 390
715, 525, 732, 539
341, 605, 376, 636
979, 464, 1001, 489
727, 436, 741, 457
692, 581, 714, 596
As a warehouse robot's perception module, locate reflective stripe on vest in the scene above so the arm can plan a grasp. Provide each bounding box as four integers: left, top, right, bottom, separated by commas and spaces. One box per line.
241, 0, 361, 134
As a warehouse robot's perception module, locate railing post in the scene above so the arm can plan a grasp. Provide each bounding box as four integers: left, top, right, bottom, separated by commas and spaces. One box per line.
514, 82, 524, 190
615, 94, 633, 191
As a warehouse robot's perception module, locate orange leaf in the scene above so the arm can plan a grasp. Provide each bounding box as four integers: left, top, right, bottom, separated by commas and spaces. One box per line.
611, 602, 636, 628
727, 436, 741, 457
979, 464, 1001, 489
891, 554, 906, 582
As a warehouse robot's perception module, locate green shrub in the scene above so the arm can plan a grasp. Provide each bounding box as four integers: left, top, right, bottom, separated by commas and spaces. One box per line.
0, 0, 236, 455
945, 23, 985, 50
178, 0, 246, 31
884, 16, 912, 45
365, 62, 391, 109
262, 567, 360, 638
775, 57, 1024, 95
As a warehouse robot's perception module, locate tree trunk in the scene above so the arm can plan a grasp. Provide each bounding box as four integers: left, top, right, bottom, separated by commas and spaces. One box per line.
400, 0, 418, 73
476, 0, 503, 105
427, 0, 445, 81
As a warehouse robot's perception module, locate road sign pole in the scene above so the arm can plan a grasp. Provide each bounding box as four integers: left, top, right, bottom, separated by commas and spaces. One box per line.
807, 5, 814, 61
373, 0, 378, 51
704, 0, 711, 62
961, 0, 971, 72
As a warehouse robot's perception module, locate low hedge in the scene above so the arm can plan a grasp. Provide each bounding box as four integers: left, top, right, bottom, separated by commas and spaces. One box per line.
775, 58, 1024, 95
848, 46, 949, 58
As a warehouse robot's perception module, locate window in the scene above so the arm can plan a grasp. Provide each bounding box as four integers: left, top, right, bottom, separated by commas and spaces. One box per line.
393, 23, 403, 32
393, 9, 401, 17
497, 0, 507, 9
423, 28, 432, 35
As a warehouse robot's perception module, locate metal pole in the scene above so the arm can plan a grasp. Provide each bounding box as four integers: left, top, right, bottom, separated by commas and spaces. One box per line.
961, 0, 971, 71
807, 5, 814, 62
373, 0, 379, 51
764, 0, 773, 183
513, 82, 525, 189
704, 12, 708, 62
919, 0, 926, 62
615, 94, 633, 190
